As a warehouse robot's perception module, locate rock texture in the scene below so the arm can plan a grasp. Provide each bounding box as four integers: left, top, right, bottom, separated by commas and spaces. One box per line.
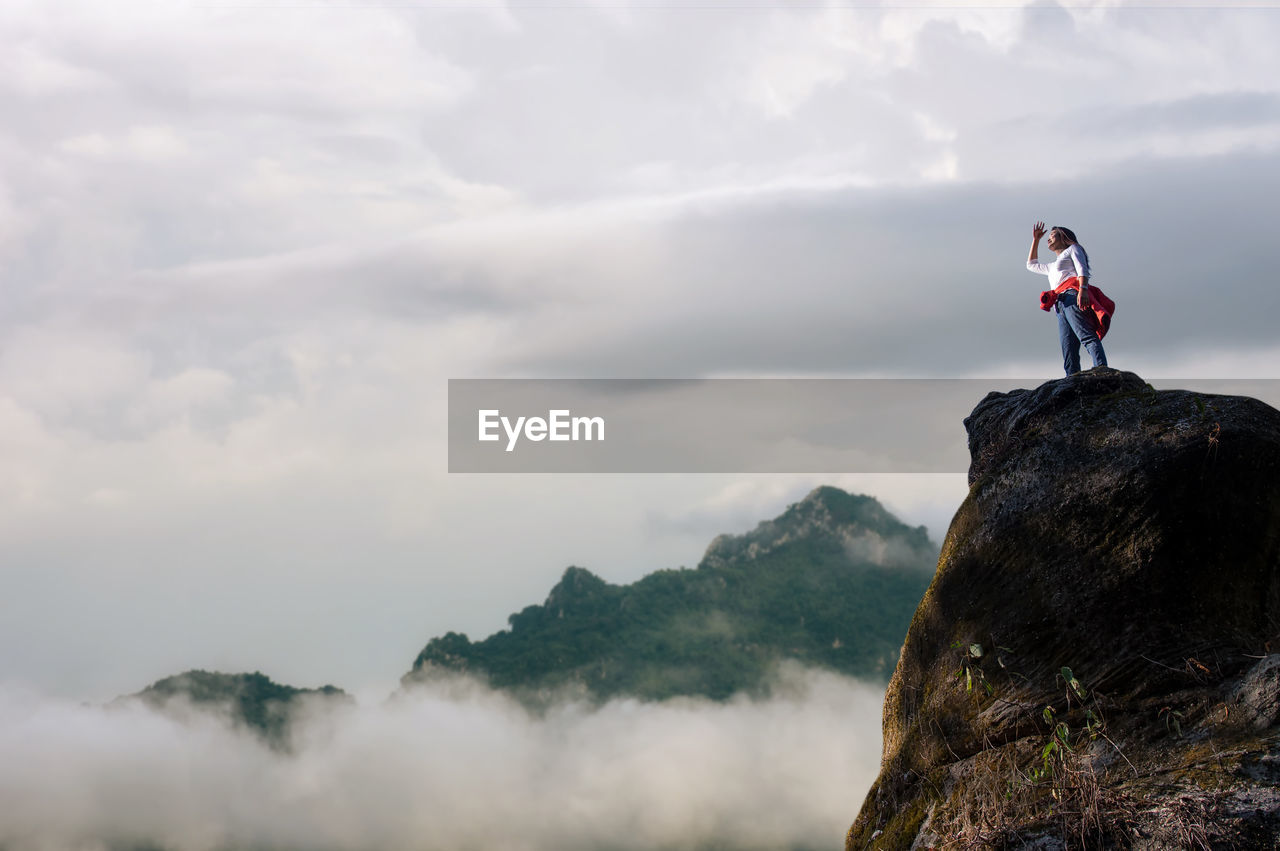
847, 368, 1280, 849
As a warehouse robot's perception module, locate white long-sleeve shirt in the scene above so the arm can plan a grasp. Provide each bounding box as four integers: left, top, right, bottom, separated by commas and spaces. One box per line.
1027, 243, 1091, 288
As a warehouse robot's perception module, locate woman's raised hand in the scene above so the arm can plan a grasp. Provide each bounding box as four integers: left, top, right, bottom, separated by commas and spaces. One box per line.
1032, 221, 1047, 240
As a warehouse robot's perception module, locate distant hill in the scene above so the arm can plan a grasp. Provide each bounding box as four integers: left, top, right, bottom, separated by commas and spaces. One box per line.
116, 670, 348, 748
402, 486, 937, 702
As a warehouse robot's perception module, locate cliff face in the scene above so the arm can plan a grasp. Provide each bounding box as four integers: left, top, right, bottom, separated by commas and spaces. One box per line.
848, 369, 1280, 849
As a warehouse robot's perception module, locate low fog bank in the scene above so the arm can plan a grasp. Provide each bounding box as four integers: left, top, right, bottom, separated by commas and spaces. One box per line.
0, 665, 883, 851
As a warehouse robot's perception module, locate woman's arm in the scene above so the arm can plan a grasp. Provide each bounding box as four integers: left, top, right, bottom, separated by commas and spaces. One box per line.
1027, 221, 1049, 273
1068, 244, 1092, 308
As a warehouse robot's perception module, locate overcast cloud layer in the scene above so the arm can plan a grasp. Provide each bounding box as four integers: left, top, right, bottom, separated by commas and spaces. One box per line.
0, 667, 882, 851
3, 1, 1280, 698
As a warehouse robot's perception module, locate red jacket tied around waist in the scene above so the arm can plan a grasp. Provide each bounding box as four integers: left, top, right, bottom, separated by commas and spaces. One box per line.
1040, 276, 1115, 340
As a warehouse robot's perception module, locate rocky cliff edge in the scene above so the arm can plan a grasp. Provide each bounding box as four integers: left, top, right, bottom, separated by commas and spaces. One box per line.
848, 368, 1280, 849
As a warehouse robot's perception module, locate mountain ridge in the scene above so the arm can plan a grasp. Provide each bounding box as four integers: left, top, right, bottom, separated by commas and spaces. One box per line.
403, 486, 937, 703
113, 669, 348, 749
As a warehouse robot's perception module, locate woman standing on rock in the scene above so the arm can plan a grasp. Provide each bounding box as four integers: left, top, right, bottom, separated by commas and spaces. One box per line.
1026, 222, 1112, 376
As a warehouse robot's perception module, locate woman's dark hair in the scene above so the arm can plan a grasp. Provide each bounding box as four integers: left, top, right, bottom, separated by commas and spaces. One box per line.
1051, 225, 1088, 266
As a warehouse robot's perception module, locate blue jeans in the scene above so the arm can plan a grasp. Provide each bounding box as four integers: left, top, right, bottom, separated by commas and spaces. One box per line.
1056, 290, 1107, 375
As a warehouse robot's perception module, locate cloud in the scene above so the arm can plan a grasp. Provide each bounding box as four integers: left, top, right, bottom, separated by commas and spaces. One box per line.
0, 40, 116, 98
59, 125, 192, 163
0, 326, 152, 418
644, 479, 821, 544
461, 150, 1280, 379
0, 666, 884, 851
840, 528, 934, 572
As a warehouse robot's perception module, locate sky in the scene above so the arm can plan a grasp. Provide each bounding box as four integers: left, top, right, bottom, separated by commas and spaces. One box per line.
3, 0, 1280, 705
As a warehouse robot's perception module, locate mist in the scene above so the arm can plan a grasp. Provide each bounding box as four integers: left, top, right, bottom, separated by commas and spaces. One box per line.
0, 665, 884, 851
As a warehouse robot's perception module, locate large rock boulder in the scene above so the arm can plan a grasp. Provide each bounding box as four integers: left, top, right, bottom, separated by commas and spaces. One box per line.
848, 368, 1280, 849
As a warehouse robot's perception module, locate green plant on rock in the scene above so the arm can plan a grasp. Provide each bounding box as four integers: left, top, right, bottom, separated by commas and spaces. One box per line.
951, 640, 994, 699
1029, 706, 1066, 782
928, 657, 1138, 848
1010, 665, 1140, 847
1159, 705, 1185, 737
1028, 667, 1107, 780
1059, 665, 1087, 704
